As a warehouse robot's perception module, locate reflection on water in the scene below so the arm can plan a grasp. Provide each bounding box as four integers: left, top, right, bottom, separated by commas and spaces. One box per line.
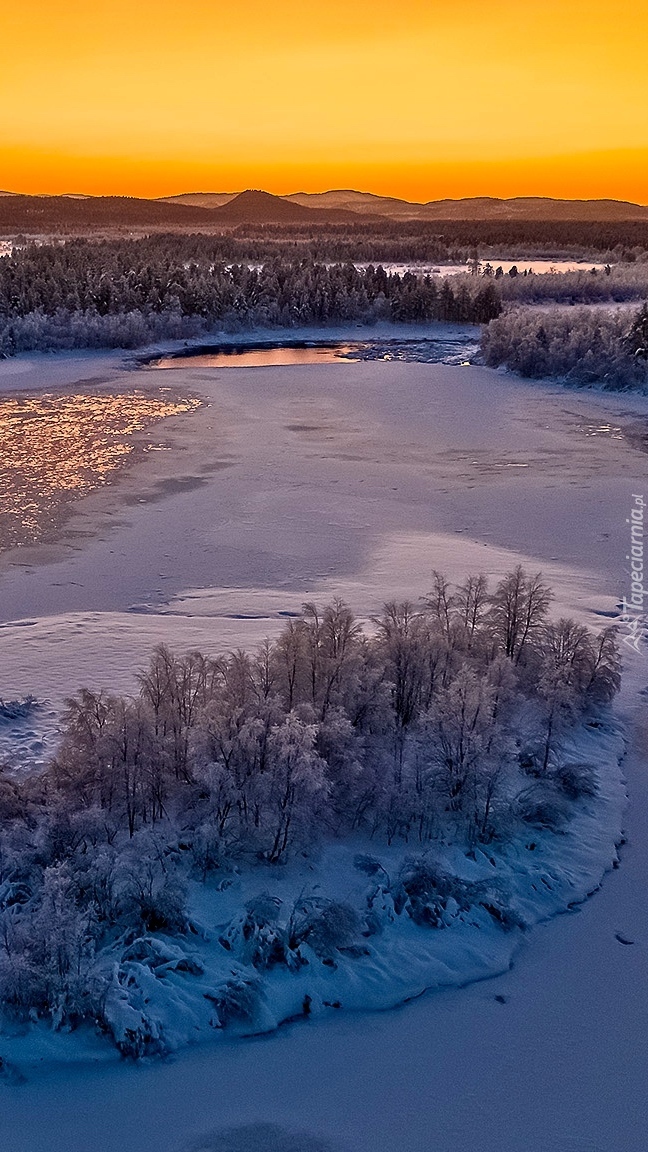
152, 345, 360, 369
355, 260, 608, 276
0, 391, 200, 549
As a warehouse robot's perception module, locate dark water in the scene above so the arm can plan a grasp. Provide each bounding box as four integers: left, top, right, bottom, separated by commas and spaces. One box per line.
144, 336, 479, 370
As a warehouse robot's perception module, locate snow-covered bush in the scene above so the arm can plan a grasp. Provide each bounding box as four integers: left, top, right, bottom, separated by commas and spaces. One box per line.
0, 697, 39, 723
221, 894, 367, 970
116, 844, 188, 935
395, 859, 479, 927
205, 972, 262, 1028
552, 762, 597, 800
0, 863, 99, 1028
515, 784, 571, 832
219, 895, 295, 970
287, 898, 366, 964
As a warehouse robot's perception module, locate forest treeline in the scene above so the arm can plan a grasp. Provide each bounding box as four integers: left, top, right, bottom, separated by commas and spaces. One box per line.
3, 235, 648, 357
5, 224, 648, 267
0, 572, 621, 1050
3, 200, 648, 260
233, 219, 648, 262
0, 242, 503, 354
482, 303, 648, 388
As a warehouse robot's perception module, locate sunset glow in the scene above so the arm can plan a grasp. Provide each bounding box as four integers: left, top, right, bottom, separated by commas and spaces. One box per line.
3, 0, 648, 201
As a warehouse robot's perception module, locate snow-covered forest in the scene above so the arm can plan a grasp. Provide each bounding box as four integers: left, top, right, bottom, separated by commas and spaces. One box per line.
0, 569, 622, 1057
0, 243, 502, 354
482, 302, 648, 387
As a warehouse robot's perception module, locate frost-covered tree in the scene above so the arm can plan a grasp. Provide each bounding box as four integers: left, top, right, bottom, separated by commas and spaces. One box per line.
489, 566, 553, 665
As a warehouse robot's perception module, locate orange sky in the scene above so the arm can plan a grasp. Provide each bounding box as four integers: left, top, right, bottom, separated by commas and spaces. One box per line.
2, 0, 648, 202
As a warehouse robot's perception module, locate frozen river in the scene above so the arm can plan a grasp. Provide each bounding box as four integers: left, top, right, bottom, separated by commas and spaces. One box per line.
0, 344, 647, 1150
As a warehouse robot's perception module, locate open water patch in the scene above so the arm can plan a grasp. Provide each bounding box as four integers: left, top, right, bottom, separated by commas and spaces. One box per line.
142, 335, 480, 370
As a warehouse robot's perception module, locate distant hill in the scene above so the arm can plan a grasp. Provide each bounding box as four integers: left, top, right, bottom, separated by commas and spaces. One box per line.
0, 188, 647, 235
162, 188, 648, 222
418, 196, 648, 221
287, 190, 648, 222
158, 188, 648, 223
212, 189, 319, 222
158, 191, 238, 208
208, 189, 371, 224
160, 189, 379, 223
0, 195, 225, 231
0, 189, 375, 232
285, 189, 424, 217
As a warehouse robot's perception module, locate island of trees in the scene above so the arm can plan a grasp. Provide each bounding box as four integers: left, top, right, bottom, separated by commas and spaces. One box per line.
0, 570, 620, 1056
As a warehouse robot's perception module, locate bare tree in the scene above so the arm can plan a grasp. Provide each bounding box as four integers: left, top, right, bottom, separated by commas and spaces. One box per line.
489, 567, 553, 664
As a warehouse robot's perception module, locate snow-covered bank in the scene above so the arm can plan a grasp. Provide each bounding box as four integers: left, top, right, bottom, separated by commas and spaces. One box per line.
99, 712, 625, 1050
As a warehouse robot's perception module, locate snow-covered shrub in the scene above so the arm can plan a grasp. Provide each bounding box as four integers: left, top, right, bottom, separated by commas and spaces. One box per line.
99, 941, 204, 1057
395, 859, 479, 927
0, 863, 98, 1028
219, 895, 296, 970
552, 762, 598, 801
353, 854, 389, 880
116, 848, 187, 935
288, 897, 367, 963
515, 785, 571, 832
205, 972, 262, 1028
364, 883, 398, 936
100, 968, 168, 1058
221, 894, 369, 971
257, 714, 329, 863
396, 857, 523, 932
0, 696, 39, 723
120, 936, 203, 976
0, 773, 28, 823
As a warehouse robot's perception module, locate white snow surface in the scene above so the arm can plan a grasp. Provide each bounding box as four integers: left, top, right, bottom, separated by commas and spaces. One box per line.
0, 342, 646, 1150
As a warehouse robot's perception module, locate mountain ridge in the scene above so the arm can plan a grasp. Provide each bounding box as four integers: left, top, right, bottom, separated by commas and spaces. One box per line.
1, 188, 647, 232
160, 188, 648, 221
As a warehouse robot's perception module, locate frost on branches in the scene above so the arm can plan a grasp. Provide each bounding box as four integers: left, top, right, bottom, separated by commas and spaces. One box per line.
0, 569, 624, 1059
